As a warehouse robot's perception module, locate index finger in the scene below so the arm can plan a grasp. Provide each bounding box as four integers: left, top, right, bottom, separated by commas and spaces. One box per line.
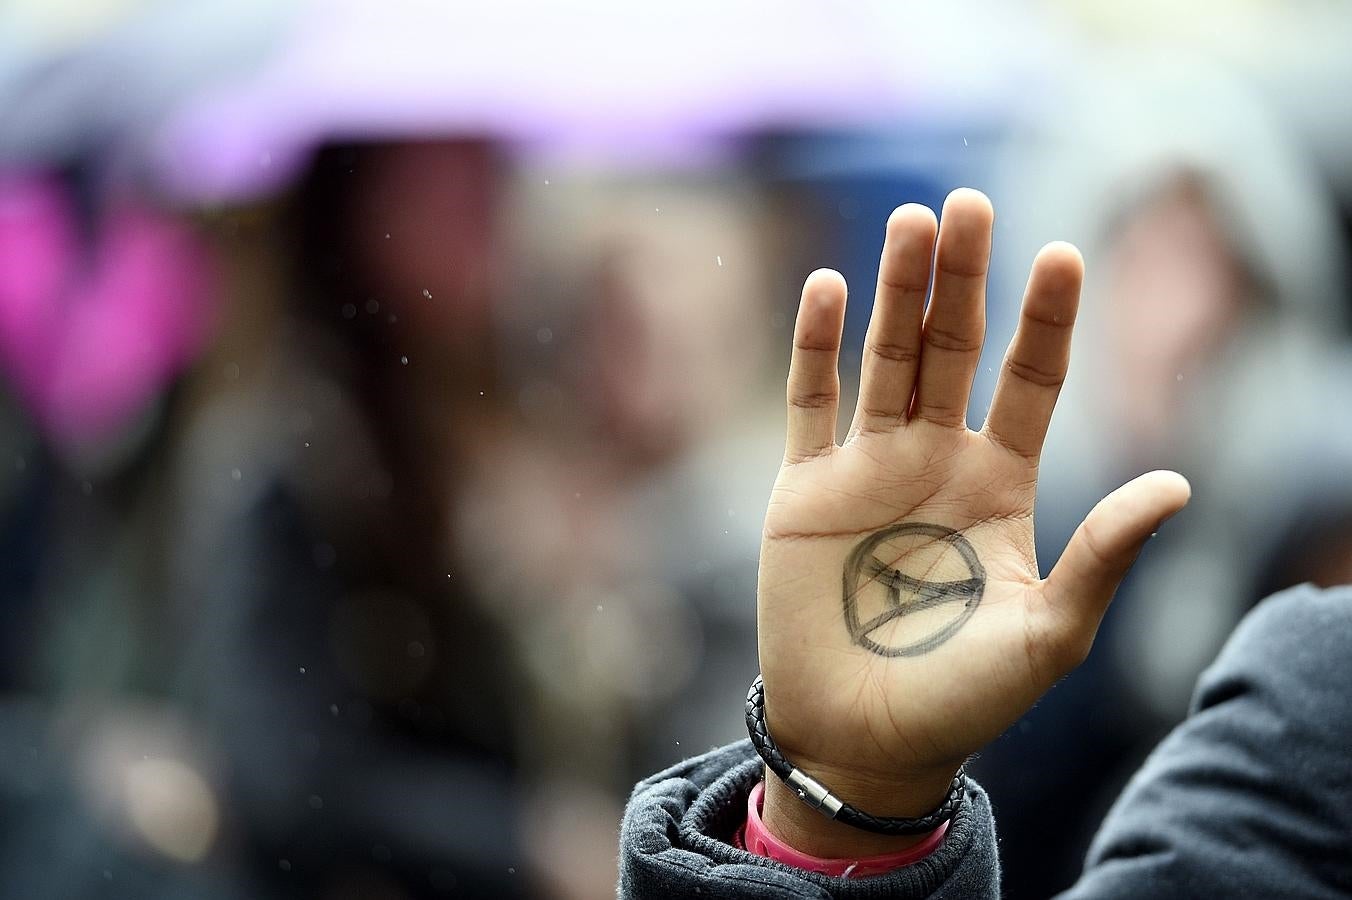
981, 242, 1083, 460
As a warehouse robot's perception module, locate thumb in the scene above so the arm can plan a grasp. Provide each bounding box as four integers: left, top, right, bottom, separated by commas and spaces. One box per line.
1046, 470, 1191, 635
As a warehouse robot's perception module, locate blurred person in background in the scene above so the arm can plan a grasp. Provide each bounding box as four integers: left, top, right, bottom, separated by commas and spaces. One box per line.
450, 169, 791, 894
970, 55, 1352, 896
0, 2, 798, 892
0, 164, 233, 897
0, 134, 786, 898
459, 171, 779, 779
0, 140, 540, 899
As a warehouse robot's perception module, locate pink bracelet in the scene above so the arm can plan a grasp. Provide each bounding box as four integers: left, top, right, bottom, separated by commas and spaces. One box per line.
737, 780, 948, 878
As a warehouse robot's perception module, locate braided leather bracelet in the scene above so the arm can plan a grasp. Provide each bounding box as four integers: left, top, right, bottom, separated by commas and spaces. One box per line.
745, 674, 966, 835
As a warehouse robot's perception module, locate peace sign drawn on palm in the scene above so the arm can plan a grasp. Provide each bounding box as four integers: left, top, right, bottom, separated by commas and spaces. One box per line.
756, 190, 1190, 856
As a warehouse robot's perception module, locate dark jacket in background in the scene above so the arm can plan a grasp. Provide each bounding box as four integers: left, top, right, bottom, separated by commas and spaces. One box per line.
619, 584, 1352, 898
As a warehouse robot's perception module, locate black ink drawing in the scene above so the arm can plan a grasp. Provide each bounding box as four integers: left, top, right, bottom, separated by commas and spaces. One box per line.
842, 523, 986, 656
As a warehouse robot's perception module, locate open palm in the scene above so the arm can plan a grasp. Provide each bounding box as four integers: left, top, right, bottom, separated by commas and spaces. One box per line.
757, 190, 1190, 841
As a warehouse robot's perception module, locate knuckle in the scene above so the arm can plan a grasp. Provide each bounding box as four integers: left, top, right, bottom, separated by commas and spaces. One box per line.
923, 323, 983, 354
912, 400, 968, 426
793, 340, 840, 354
984, 427, 1039, 462
782, 444, 835, 466
856, 404, 904, 425
788, 390, 837, 410
1023, 308, 1075, 329
864, 339, 921, 365
1077, 520, 1115, 569
935, 260, 988, 280
1003, 356, 1065, 389
877, 273, 929, 295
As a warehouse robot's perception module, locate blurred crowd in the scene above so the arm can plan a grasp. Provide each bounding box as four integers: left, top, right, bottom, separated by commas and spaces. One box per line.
2, 2, 1351, 899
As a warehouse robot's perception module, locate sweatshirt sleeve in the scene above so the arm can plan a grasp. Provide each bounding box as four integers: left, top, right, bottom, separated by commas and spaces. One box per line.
1061, 584, 1352, 899
618, 740, 1000, 900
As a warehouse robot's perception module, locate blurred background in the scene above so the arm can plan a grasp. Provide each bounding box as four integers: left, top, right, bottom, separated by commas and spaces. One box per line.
2, 1, 1351, 898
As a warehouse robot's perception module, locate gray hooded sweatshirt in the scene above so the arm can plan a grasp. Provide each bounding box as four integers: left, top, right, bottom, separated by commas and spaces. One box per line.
619, 584, 1352, 898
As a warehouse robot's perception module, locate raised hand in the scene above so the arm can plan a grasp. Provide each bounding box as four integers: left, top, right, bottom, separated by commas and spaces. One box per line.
757, 189, 1191, 856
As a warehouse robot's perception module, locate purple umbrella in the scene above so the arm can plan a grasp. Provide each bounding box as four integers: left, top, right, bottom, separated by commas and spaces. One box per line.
151, 0, 1051, 202
0, 0, 1050, 451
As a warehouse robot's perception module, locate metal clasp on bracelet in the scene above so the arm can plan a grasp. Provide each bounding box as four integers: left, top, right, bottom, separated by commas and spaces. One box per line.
786, 768, 844, 819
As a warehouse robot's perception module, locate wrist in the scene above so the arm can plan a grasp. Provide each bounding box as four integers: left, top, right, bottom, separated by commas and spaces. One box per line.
760, 762, 961, 858
744, 780, 949, 876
